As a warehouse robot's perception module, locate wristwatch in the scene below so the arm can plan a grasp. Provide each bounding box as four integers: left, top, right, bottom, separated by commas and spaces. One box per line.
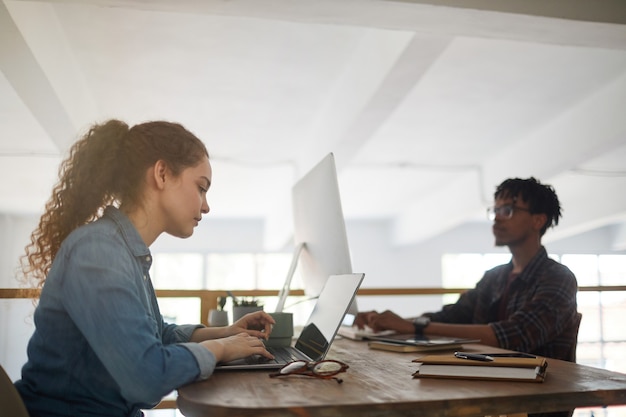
412, 316, 431, 334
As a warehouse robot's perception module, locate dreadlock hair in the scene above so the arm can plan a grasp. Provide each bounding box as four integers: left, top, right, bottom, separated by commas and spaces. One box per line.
494, 177, 562, 236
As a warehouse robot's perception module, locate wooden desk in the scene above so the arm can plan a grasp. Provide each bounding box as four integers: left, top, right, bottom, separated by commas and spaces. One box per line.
177, 338, 626, 417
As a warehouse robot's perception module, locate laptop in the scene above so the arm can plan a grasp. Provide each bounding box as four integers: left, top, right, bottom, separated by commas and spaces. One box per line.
215, 272, 365, 370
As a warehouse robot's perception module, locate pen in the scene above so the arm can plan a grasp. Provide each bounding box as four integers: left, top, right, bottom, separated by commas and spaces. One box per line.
454, 352, 494, 362
480, 352, 536, 358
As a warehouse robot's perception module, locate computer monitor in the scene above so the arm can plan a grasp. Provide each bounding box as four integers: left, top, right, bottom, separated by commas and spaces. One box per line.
275, 153, 357, 315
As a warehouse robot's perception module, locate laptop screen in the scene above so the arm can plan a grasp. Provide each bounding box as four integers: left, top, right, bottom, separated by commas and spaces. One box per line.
295, 273, 364, 361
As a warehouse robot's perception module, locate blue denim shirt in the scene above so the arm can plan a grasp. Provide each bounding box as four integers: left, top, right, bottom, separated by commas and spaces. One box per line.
15, 207, 216, 417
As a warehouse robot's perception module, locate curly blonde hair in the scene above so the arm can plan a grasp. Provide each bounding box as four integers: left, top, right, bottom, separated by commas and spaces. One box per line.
20, 119, 209, 290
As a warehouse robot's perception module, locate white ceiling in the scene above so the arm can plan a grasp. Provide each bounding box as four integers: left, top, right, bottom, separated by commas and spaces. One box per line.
1, 0, 626, 250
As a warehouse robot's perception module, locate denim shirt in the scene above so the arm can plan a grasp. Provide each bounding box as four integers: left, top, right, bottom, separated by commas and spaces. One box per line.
15, 207, 216, 417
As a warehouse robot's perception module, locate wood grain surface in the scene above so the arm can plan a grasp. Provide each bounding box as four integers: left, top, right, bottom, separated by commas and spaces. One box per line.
177, 339, 626, 417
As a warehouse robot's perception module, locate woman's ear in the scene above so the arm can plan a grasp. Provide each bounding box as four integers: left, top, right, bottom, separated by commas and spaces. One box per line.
152, 160, 168, 190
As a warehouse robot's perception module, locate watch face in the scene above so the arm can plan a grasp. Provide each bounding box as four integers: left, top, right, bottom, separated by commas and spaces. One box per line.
414, 317, 430, 326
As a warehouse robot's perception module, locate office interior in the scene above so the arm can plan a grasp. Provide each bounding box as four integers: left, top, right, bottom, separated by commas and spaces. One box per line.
1, 1, 626, 416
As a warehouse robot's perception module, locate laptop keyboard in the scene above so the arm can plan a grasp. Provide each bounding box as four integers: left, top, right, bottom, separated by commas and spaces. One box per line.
245, 346, 310, 365
269, 346, 310, 363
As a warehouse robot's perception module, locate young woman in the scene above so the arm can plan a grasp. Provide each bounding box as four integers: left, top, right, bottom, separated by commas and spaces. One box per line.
15, 119, 275, 417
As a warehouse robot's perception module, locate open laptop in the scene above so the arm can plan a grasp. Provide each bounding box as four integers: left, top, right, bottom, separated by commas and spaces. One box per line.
215, 272, 365, 370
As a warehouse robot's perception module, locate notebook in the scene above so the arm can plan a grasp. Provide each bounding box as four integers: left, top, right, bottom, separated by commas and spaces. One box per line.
412, 353, 547, 382
368, 340, 466, 353
215, 272, 365, 370
367, 332, 479, 347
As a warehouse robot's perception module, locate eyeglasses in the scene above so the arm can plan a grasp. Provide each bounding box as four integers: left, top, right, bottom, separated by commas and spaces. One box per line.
487, 205, 531, 221
269, 360, 349, 383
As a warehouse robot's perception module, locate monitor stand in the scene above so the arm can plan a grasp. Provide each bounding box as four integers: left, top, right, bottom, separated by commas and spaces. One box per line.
274, 242, 359, 316
274, 243, 305, 313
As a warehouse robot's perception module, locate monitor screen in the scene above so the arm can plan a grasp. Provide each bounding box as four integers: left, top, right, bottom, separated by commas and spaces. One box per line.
291, 153, 357, 315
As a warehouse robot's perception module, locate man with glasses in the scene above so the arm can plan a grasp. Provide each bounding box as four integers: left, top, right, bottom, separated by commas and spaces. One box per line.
355, 177, 580, 364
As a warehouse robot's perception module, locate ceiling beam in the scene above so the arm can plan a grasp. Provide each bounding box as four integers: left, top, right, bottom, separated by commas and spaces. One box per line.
393, 0, 626, 25
263, 30, 426, 250
0, 2, 75, 152
332, 34, 453, 170
16, 1, 626, 49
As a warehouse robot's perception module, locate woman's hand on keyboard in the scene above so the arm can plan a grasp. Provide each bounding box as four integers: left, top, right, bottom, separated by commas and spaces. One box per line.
201, 333, 275, 363
230, 311, 276, 340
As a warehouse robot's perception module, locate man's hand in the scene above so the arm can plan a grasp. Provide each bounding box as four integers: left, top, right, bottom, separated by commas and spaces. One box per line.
354, 310, 379, 329
355, 310, 414, 333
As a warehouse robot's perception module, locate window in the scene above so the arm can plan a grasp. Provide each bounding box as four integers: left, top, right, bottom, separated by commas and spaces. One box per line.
440, 253, 510, 304
150, 251, 302, 325
151, 253, 204, 289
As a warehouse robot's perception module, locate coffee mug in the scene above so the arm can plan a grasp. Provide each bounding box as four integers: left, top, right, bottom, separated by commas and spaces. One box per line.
208, 309, 229, 327
232, 305, 263, 323
265, 312, 294, 348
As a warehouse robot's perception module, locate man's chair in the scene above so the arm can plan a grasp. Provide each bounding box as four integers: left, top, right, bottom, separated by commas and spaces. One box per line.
0, 365, 30, 417
570, 312, 583, 363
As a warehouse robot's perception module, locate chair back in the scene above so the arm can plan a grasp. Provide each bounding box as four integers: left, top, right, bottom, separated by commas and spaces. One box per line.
0, 365, 30, 417
569, 312, 583, 363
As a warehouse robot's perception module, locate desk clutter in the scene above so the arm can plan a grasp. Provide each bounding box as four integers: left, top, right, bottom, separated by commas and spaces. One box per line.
412, 352, 548, 382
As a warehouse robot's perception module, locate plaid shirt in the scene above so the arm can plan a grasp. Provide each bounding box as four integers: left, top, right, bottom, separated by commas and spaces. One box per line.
427, 247, 579, 361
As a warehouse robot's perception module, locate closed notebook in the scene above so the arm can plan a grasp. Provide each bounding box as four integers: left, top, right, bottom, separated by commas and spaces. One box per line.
412, 354, 548, 382
368, 341, 464, 353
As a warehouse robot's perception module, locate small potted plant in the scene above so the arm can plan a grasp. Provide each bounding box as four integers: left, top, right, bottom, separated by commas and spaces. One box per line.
229, 292, 263, 322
